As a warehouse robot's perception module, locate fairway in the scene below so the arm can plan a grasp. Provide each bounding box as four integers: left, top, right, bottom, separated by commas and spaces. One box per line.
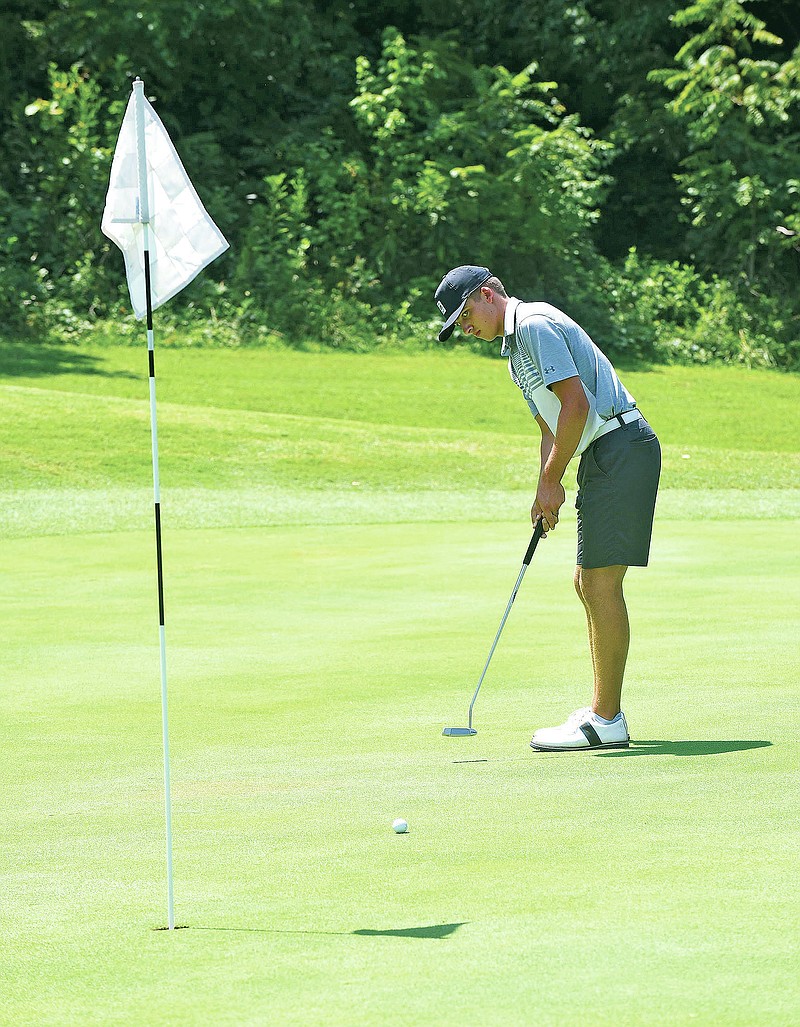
2, 343, 799, 1025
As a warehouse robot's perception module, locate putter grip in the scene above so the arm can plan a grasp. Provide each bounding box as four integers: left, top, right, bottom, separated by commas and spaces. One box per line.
523, 520, 546, 565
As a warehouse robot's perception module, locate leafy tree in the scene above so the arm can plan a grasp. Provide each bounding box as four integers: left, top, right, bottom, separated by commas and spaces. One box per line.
590, 1, 688, 260
346, 29, 613, 311
650, 0, 800, 284
2, 63, 123, 327
0, 2, 51, 133
0, 0, 796, 365
229, 28, 615, 342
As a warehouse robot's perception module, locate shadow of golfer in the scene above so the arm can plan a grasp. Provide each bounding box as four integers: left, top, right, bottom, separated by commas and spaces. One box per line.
596, 739, 772, 758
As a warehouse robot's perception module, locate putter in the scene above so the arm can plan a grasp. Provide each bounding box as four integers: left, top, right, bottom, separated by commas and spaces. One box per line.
443, 519, 545, 737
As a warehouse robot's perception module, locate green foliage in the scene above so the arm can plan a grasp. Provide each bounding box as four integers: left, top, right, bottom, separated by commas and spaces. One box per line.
351, 30, 612, 298
650, 0, 800, 283
0, 187, 39, 332
1, 0, 798, 368
228, 30, 612, 344
605, 248, 799, 369
3, 63, 124, 332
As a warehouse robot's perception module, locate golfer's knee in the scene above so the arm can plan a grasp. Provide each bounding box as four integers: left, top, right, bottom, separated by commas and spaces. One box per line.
578, 566, 626, 609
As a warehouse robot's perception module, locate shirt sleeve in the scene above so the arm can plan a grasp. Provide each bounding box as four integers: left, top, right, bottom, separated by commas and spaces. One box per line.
518, 317, 579, 389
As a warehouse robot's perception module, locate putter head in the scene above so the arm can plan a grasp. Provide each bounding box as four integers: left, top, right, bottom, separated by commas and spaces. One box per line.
442, 727, 477, 736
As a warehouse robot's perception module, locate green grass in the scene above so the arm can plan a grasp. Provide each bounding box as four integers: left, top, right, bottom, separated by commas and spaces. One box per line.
0, 342, 797, 539
2, 338, 799, 447
1, 340, 799, 1025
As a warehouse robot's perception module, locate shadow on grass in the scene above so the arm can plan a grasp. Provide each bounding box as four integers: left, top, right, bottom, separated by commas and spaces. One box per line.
0, 338, 138, 379
185, 922, 466, 940
353, 924, 464, 939
597, 739, 772, 758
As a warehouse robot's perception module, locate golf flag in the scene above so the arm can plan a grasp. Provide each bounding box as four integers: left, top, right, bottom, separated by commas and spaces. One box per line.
100, 79, 230, 931
101, 83, 228, 318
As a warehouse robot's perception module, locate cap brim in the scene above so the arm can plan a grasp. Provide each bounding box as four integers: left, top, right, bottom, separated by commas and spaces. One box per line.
437, 298, 467, 342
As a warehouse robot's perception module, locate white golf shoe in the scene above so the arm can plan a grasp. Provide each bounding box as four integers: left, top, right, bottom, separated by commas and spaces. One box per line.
530, 707, 630, 751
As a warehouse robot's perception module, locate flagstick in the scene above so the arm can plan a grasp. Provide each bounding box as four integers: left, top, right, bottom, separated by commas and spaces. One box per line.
134, 78, 175, 931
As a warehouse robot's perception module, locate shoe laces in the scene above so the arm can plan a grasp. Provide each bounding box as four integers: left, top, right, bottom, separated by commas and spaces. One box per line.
565, 706, 593, 727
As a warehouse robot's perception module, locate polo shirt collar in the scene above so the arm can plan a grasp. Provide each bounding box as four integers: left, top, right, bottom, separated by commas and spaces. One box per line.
500, 297, 521, 356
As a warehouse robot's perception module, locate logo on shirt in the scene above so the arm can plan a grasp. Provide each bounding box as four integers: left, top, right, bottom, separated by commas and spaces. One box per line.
544, 365, 556, 375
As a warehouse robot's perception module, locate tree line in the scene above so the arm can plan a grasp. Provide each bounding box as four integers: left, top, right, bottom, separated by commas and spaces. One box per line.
1, 0, 798, 367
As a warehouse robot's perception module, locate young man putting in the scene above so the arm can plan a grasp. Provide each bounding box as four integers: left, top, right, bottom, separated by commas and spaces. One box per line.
434, 265, 661, 751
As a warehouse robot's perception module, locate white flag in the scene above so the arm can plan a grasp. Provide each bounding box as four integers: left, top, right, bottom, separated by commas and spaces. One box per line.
101, 85, 229, 319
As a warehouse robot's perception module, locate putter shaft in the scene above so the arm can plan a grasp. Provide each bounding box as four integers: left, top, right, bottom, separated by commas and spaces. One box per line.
467, 563, 528, 730
462, 521, 545, 734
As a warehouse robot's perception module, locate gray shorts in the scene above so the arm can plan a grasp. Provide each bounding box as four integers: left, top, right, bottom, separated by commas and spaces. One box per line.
575, 415, 661, 569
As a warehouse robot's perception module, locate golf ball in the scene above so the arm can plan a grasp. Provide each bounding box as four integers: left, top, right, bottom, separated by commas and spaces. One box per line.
392, 818, 409, 834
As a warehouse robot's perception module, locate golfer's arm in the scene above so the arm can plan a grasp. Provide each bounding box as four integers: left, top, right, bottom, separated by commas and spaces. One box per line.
538, 376, 589, 485
536, 421, 554, 482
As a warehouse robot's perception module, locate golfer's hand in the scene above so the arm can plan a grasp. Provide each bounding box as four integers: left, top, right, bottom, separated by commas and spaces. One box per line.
532, 480, 565, 534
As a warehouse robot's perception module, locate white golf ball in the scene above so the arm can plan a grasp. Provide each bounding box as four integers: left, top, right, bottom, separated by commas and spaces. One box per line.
392, 818, 409, 834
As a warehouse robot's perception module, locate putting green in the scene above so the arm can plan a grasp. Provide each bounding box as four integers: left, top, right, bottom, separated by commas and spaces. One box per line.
2, 517, 798, 1025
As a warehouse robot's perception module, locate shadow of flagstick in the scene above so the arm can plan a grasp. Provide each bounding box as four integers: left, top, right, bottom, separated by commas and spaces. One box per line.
353, 923, 465, 939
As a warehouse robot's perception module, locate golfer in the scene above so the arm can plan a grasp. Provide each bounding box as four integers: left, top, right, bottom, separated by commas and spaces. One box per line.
434, 265, 661, 751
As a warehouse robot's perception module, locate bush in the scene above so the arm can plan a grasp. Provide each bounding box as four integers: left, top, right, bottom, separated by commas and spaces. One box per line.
603, 249, 799, 369
226, 29, 613, 339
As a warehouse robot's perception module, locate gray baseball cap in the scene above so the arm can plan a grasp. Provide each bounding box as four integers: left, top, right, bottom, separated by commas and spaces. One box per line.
434, 265, 492, 341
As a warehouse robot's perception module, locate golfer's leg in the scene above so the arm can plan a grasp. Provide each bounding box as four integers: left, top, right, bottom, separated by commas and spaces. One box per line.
578, 565, 629, 721
573, 566, 596, 683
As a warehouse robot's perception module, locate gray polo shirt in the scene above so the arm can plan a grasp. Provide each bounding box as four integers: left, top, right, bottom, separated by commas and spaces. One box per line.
501, 298, 636, 454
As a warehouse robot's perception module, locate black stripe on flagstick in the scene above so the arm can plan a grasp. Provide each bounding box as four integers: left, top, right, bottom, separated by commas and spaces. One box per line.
154, 502, 165, 626
143, 247, 162, 625
580, 722, 602, 747
143, 248, 154, 330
